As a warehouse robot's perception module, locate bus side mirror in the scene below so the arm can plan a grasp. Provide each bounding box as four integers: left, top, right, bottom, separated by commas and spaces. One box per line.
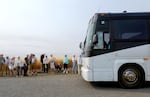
93, 34, 98, 44
79, 42, 83, 49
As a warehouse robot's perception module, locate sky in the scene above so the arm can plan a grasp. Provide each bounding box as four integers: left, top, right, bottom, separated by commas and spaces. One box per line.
0, 0, 150, 57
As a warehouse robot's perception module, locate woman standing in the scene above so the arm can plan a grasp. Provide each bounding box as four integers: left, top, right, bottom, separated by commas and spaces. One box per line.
63, 55, 69, 74
15, 56, 22, 76
8, 57, 15, 76
49, 54, 56, 71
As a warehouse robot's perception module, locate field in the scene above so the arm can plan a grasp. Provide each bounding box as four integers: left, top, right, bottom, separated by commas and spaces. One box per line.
33, 57, 73, 69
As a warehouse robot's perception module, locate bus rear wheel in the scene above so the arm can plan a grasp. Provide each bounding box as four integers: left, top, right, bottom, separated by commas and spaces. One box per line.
118, 65, 144, 88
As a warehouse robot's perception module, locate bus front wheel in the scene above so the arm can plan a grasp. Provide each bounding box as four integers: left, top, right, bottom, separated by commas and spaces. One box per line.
118, 65, 144, 88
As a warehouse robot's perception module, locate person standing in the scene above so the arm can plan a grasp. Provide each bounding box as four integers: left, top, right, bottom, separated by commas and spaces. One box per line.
31, 54, 37, 75
0, 54, 5, 76
23, 63, 28, 76
5, 56, 10, 76
77, 55, 82, 75
8, 57, 15, 76
40, 54, 45, 72
63, 55, 69, 74
43, 55, 49, 73
72, 55, 77, 74
15, 56, 22, 76
24, 55, 30, 76
49, 54, 56, 71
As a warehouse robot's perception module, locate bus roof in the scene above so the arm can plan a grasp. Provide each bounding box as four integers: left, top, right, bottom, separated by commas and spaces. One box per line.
95, 12, 150, 19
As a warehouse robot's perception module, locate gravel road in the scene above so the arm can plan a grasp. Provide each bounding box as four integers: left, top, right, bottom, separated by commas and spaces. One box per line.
0, 74, 150, 97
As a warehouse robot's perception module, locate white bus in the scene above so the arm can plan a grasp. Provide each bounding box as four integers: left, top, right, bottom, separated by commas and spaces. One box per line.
80, 12, 150, 88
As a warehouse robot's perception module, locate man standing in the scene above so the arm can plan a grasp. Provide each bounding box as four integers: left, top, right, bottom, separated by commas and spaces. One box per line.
77, 55, 82, 75
72, 55, 77, 74
0, 54, 5, 76
24, 55, 30, 76
43, 55, 49, 73
40, 54, 44, 72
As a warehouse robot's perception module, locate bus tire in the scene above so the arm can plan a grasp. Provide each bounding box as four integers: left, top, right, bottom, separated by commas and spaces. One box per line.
118, 65, 144, 88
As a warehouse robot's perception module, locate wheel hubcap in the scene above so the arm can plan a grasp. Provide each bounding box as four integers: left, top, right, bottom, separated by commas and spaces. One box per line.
123, 69, 137, 83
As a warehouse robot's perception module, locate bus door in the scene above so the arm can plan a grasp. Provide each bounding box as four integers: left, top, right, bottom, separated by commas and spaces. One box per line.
92, 20, 114, 81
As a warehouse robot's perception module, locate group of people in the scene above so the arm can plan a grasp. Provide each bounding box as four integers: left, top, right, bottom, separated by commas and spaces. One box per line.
0, 54, 37, 77
0, 53, 82, 77
40, 54, 56, 73
40, 54, 82, 74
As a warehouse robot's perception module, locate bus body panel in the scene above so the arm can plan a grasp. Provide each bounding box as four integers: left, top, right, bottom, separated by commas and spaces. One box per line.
81, 44, 150, 82
92, 52, 114, 81
113, 44, 150, 81
81, 66, 93, 81
113, 58, 146, 81
81, 57, 93, 81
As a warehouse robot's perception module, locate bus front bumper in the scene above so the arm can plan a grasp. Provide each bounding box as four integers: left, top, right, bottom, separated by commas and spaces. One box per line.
81, 67, 93, 81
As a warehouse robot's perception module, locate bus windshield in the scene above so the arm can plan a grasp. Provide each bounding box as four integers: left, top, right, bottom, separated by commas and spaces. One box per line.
84, 23, 94, 49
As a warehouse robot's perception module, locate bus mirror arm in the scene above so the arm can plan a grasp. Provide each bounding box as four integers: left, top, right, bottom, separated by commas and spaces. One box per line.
93, 34, 98, 45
